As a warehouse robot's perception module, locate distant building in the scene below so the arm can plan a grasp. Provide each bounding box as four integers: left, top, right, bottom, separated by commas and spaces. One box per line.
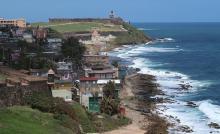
83, 55, 109, 66
14, 28, 25, 37
47, 38, 62, 44
52, 90, 72, 102
84, 65, 119, 79
23, 33, 34, 43
0, 18, 26, 28
109, 10, 115, 19
32, 28, 48, 40
29, 69, 48, 77
56, 61, 73, 81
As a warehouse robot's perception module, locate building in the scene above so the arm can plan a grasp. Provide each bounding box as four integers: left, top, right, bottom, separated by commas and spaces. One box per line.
29, 69, 48, 77
79, 77, 101, 112
56, 62, 73, 80
52, 90, 72, 102
79, 77, 98, 93
23, 33, 34, 43
53, 80, 73, 90
32, 28, 48, 40
47, 38, 62, 44
0, 18, 26, 28
84, 65, 118, 79
83, 55, 109, 66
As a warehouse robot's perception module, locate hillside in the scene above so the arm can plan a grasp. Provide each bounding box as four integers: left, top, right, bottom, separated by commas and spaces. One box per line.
113, 23, 151, 45
0, 106, 79, 134
0, 103, 130, 134
32, 22, 126, 33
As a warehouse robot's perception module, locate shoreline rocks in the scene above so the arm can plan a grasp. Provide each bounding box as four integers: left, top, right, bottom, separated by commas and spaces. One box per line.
123, 73, 169, 134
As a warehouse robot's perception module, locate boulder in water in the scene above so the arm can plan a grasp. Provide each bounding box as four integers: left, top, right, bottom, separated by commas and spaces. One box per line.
208, 122, 220, 129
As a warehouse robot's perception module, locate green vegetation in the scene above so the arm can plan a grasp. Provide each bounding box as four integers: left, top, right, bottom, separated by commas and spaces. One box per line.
48, 28, 63, 38
113, 23, 151, 45
71, 103, 96, 133
0, 74, 6, 81
0, 106, 79, 134
26, 93, 130, 133
91, 114, 131, 132
32, 22, 124, 33
71, 102, 131, 133
61, 37, 86, 67
101, 81, 120, 115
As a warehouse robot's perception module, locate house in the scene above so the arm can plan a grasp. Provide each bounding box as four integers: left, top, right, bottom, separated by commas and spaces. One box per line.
23, 33, 34, 43
52, 90, 72, 102
47, 38, 62, 44
79, 77, 101, 112
56, 61, 73, 81
54, 80, 73, 90
83, 54, 109, 66
47, 69, 74, 102
81, 92, 101, 113
46, 38, 62, 53
14, 28, 25, 37
79, 77, 98, 93
29, 69, 48, 77
0, 32, 9, 42
0, 18, 26, 28
32, 28, 48, 40
84, 65, 118, 79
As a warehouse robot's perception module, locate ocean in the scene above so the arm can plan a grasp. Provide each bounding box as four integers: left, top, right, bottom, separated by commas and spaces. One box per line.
109, 23, 220, 134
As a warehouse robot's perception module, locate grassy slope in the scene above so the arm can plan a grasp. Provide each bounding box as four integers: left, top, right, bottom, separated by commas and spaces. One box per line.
0, 104, 131, 134
113, 22, 151, 45
0, 106, 77, 134
32, 22, 123, 33
72, 103, 131, 133
71, 103, 96, 133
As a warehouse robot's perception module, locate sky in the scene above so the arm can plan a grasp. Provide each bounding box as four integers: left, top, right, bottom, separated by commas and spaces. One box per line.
0, 0, 220, 22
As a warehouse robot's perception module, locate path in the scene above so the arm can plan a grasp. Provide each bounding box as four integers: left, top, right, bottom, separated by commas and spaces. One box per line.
103, 74, 147, 134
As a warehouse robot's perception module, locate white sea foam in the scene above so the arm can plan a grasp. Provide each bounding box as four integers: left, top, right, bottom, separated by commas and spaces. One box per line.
198, 100, 220, 124
156, 37, 176, 43
110, 44, 217, 134
160, 101, 218, 134
138, 28, 156, 31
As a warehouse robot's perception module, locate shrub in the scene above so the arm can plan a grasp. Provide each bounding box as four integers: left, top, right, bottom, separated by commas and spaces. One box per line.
100, 97, 120, 116
26, 93, 77, 121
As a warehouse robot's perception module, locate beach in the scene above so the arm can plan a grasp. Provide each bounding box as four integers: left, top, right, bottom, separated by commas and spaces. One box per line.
105, 73, 169, 134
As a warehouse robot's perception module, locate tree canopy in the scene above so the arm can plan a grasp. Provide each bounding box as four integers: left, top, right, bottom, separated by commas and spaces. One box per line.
61, 37, 86, 66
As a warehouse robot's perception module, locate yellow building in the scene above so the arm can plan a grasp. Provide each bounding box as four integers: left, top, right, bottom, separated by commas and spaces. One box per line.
0, 18, 26, 28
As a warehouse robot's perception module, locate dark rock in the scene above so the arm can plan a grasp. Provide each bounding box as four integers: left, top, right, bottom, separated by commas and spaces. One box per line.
179, 83, 192, 90
179, 125, 193, 133
186, 101, 197, 108
208, 122, 220, 129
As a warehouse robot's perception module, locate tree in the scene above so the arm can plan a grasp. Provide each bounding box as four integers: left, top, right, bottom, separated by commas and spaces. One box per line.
103, 81, 117, 99
61, 37, 86, 67
101, 81, 120, 115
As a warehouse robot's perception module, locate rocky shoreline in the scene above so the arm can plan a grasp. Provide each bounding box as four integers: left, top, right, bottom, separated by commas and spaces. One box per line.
121, 73, 169, 134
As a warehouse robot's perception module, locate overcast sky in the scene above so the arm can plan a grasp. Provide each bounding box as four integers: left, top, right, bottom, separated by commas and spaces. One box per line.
1, 0, 220, 22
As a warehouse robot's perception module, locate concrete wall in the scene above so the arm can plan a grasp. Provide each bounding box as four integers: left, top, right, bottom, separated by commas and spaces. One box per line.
0, 82, 51, 107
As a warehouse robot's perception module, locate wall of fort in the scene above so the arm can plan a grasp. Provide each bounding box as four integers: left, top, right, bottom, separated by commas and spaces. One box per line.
0, 82, 51, 107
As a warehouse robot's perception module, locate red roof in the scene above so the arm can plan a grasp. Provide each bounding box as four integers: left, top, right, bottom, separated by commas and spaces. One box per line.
80, 77, 98, 81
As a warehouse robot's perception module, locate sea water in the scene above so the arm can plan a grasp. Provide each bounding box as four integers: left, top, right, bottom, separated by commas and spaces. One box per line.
109, 23, 220, 134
